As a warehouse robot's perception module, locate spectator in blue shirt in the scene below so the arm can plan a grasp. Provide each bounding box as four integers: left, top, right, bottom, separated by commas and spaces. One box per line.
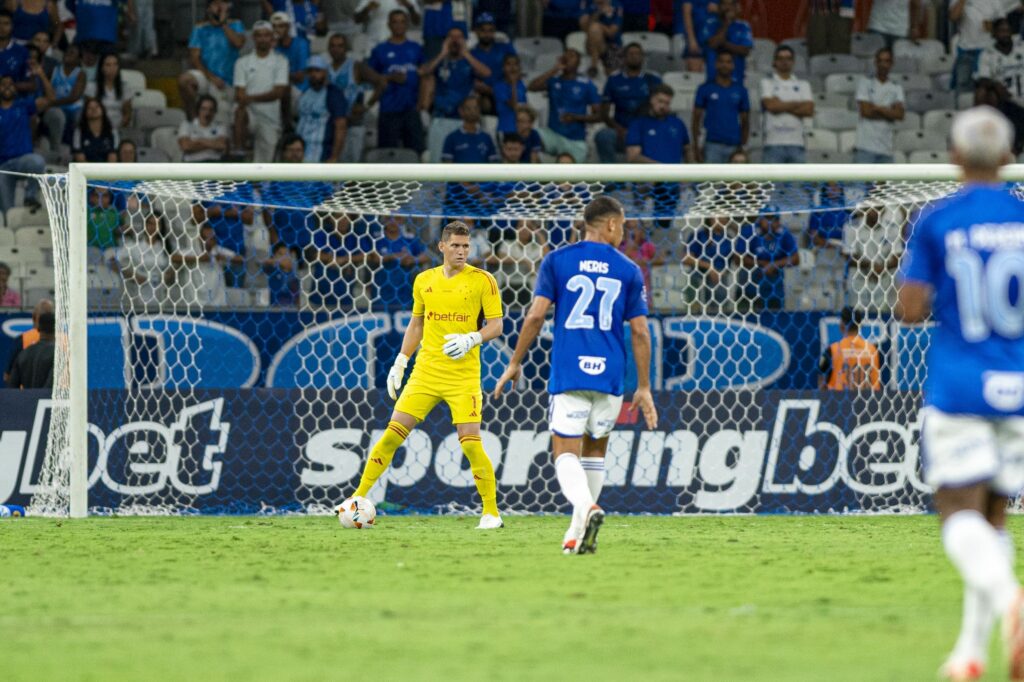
179, 0, 246, 119
372, 216, 429, 309
677, 0, 715, 69
493, 53, 526, 137
626, 84, 691, 216
73, 0, 132, 54
272, 11, 310, 90
261, 0, 326, 37
747, 206, 799, 310
0, 11, 31, 95
422, 0, 469, 59
420, 26, 491, 162
543, 0, 587, 39
595, 42, 661, 164
0, 75, 45, 211
621, 0, 650, 31
442, 95, 498, 163
262, 242, 300, 307
701, 0, 753, 83
366, 10, 425, 153
296, 55, 349, 162
582, 0, 623, 78
692, 51, 750, 163
514, 105, 542, 162
684, 215, 737, 307
528, 49, 601, 163
309, 212, 373, 308
469, 13, 515, 112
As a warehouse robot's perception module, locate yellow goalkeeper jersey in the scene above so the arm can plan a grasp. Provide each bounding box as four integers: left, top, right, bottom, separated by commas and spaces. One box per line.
410, 265, 503, 387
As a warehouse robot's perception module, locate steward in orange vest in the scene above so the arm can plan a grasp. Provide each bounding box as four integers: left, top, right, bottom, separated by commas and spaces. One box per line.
819, 306, 881, 390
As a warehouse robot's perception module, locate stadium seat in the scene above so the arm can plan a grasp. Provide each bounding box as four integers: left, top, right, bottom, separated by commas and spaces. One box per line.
6, 206, 48, 230
514, 36, 563, 58
932, 73, 952, 90
809, 53, 863, 77
363, 147, 421, 164
565, 31, 586, 54
892, 73, 930, 92
121, 69, 146, 92
150, 126, 183, 163
137, 146, 170, 163
525, 90, 548, 122
532, 51, 560, 75
850, 31, 885, 58
905, 90, 956, 113
671, 33, 686, 58
889, 56, 919, 74
895, 130, 947, 153
751, 37, 777, 64
647, 52, 680, 74
663, 71, 703, 95
21, 263, 53, 287
481, 115, 498, 137
813, 108, 859, 132
14, 227, 51, 250
349, 33, 371, 60
814, 92, 850, 110
792, 54, 809, 76
132, 88, 167, 109
894, 111, 922, 131
824, 73, 859, 96
894, 38, 945, 63
956, 91, 974, 109
135, 107, 187, 131
622, 31, 670, 54
23, 286, 55, 307
119, 127, 147, 146
805, 129, 839, 152
86, 246, 106, 265
909, 150, 949, 163
922, 109, 956, 137
0, 230, 13, 248
838, 130, 857, 153
407, 29, 423, 44
920, 53, 955, 76
807, 149, 850, 163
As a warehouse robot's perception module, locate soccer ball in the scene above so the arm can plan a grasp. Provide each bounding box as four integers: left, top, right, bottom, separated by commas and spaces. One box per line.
336, 496, 376, 529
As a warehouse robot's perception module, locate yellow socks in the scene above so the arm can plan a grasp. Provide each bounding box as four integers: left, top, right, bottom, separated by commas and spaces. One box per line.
460, 434, 499, 517
354, 421, 410, 497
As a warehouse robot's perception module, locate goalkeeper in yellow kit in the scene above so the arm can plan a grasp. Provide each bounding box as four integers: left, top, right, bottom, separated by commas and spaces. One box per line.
351, 220, 505, 528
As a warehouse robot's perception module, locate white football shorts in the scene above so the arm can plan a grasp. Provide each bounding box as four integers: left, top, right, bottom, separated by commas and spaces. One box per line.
548, 390, 623, 440
921, 407, 1024, 496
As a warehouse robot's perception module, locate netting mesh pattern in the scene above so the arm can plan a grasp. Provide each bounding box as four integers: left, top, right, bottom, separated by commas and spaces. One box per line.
31, 173, 974, 515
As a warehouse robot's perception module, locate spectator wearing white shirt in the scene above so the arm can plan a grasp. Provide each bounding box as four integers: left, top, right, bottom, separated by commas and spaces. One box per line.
760, 46, 814, 164
112, 212, 169, 310
178, 94, 229, 162
844, 205, 904, 313
854, 47, 905, 163
867, 0, 922, 48
232, 21, 289, 162
84, 53, 132, 130
976, 17, 1024, 105
170, 223, 244, 308
950, 0, 1003, 91
355, 0, 421, 45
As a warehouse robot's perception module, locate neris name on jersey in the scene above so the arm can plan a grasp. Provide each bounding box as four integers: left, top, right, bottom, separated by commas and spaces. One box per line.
579, 260, 610, 274
947, 222, 1024, 250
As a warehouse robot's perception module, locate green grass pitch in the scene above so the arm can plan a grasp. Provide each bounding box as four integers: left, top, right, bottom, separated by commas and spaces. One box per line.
2, 515, 1020, 681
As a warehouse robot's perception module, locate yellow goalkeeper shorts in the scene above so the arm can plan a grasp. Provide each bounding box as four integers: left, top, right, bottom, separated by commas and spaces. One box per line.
394, 372, 483, 424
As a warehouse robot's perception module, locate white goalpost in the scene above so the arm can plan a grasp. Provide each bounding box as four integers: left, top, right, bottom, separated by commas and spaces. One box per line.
28, 161, 1016, 518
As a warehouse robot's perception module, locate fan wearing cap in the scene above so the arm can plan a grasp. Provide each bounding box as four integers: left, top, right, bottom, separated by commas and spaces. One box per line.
745, 206, 799, 311
261, 0, 327, 38
271, 11, 311, 90
296, 55, 349, 162
468, 13, 515, 110
232, 20, 289, 162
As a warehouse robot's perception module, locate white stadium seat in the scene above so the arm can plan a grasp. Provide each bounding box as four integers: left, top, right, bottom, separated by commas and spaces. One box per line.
895, 130, 947, 153
813, 108, 859, 132
622, 31, 670, 54
805, 129, 839, 152
809, 53, 863, 77
922, 109, 957, 138
850, 32, 885, 58
909, 150, 949, 163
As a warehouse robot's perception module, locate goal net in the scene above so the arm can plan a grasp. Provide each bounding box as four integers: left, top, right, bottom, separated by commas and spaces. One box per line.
22, 163, 973, 516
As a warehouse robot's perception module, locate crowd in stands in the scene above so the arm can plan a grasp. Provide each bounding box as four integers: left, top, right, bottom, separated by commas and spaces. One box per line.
0, 0, 1019, 317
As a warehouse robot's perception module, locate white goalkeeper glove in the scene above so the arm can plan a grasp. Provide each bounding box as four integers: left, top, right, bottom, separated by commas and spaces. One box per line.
386, 353, 409, 400
442, 332, 482, 360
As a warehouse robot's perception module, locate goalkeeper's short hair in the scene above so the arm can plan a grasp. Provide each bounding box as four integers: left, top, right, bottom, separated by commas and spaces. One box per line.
441, 220, 471, 241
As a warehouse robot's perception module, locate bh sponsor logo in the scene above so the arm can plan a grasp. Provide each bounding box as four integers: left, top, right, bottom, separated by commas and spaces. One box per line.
578, 356, 607, 375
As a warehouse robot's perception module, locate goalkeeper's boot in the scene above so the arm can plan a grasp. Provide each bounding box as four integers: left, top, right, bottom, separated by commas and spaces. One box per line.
1004, 588, 1024, 681
938, 656, 984, 681
477, 513, 503, 530
578, 505, 605, 555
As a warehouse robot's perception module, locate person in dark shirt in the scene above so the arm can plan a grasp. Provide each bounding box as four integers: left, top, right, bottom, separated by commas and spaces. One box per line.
4, 297, 51, 384
9, 310, 55, 389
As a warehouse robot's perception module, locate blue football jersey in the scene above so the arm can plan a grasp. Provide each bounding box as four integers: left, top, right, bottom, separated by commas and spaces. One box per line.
535, 241, 648, 396
900, 184, 1024, 416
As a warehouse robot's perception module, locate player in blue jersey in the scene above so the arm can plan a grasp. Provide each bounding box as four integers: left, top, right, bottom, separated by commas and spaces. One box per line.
493, 195, 658, 554
897, 106, 1024, 682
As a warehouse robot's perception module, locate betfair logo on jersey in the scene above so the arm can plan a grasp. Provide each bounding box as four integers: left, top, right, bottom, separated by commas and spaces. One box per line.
579, 260, 609, 274
578, 356, 607, 375
426, 311, 471, 322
